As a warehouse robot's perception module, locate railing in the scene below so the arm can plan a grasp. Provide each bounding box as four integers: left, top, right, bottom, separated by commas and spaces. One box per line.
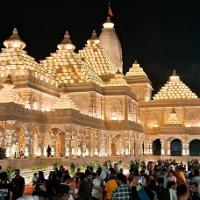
0, 155, 199, 170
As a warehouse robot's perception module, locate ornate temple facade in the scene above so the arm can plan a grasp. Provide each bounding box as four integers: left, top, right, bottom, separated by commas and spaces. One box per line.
0, 17, 199, 160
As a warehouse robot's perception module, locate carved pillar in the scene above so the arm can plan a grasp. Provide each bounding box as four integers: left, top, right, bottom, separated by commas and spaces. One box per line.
4, 129, 14, 158
65, 133, 71, 157
160, 139, 165, 155
37, 137, 43, 157
24, 130, 31, 157
183, 142, 189, 156
51, 138, 56, 156
167, 141, 171, 155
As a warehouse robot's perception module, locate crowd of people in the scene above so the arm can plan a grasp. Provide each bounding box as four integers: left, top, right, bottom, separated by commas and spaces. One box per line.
0, 159, 199, 200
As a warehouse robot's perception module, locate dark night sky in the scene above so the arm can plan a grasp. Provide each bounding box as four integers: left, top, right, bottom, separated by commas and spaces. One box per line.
0, 1, 199, 96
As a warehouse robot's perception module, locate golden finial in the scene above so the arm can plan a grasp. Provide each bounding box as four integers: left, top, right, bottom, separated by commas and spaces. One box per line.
3, 28, 26, 49
57, 30, 75, 50
172, 69, 178, 76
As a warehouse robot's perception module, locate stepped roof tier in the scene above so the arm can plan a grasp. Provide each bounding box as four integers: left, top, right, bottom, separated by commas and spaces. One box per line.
79, 30, 117, 76
0, 28, 46, 75
40, 31, 104, 87
106, 71, 128, 86
125, 60, 152, 86
99, 17, 123, 73
126, 60, 148, 76
153, 70, 198, 100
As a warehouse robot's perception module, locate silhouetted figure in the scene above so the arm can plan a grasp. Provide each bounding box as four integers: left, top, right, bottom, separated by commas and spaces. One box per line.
46, 145, 51, 157
11, 169, 25, 200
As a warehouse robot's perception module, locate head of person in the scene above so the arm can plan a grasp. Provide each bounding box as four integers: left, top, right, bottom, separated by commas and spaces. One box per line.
15, 169, 20, 177
59, 184, 70, 200
190, 182, 199, 194
176, 184, 188, 200
84, 171, 93, 182
0, 172, 8, 183
116, 173, 127, 185
62, 174, 71, 184
141, 174, 149, 187
147, 161, 154, 171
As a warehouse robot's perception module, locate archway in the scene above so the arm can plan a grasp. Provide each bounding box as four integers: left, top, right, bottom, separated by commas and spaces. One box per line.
189, 139, 200, 156
111, 135, 123, 156
152, 139, 161, 155
170, 139, 182, 156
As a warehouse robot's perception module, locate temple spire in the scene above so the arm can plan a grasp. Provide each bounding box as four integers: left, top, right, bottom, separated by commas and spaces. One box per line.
57, 31, 75, 50
3, 28, 26, 49
172, 69, 178, 76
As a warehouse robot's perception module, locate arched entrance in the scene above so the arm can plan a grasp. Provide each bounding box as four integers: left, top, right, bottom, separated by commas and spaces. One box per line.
170, 139, 182, 156
152, 139, 161, 155
189, 139, 200, 156
111, 135, 123, 156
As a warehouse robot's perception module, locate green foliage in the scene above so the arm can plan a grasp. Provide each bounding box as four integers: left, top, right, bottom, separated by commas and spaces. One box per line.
6, 166, 15, 182
53, 162, 60, 171
69, 162, 76, 175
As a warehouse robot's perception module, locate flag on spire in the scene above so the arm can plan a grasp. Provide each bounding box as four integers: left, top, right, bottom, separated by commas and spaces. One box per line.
108, 2, 113, 17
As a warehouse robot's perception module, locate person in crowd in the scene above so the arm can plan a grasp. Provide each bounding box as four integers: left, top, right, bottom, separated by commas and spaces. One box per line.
78, 171, 93, 200
92, 171, 103, 200
189, 182, 200, 200
104, 168, 118, 200
111, 173, 131, 199
0, 172, 12, 200
176, 167, 186, 186
156, 177, 170, 200
131, 174, 141, 200
11, 169, 25, 200
176, 184, 188, 200
167, 181, 177, 200
141, 174, 157, 200
31, 173, 37, 186
168, 171, 177, 183
191, 169, 200, 193
46, 145, 51, 158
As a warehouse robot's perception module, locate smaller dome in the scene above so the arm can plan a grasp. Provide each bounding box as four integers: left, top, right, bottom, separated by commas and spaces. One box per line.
57, 31, 75, 50
3, 28, 26, 49
87, 30, 100, 45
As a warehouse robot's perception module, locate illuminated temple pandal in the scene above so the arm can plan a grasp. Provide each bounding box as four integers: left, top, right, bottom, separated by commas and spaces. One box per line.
0, 16, 199, 162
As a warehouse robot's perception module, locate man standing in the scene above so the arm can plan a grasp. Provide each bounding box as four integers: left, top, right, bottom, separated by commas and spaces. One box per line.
11, 169, 25, 200
111, 173, 131, 200
78, 171, 93, 200
46, 145, 51, 157
0, 172, 12, 200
